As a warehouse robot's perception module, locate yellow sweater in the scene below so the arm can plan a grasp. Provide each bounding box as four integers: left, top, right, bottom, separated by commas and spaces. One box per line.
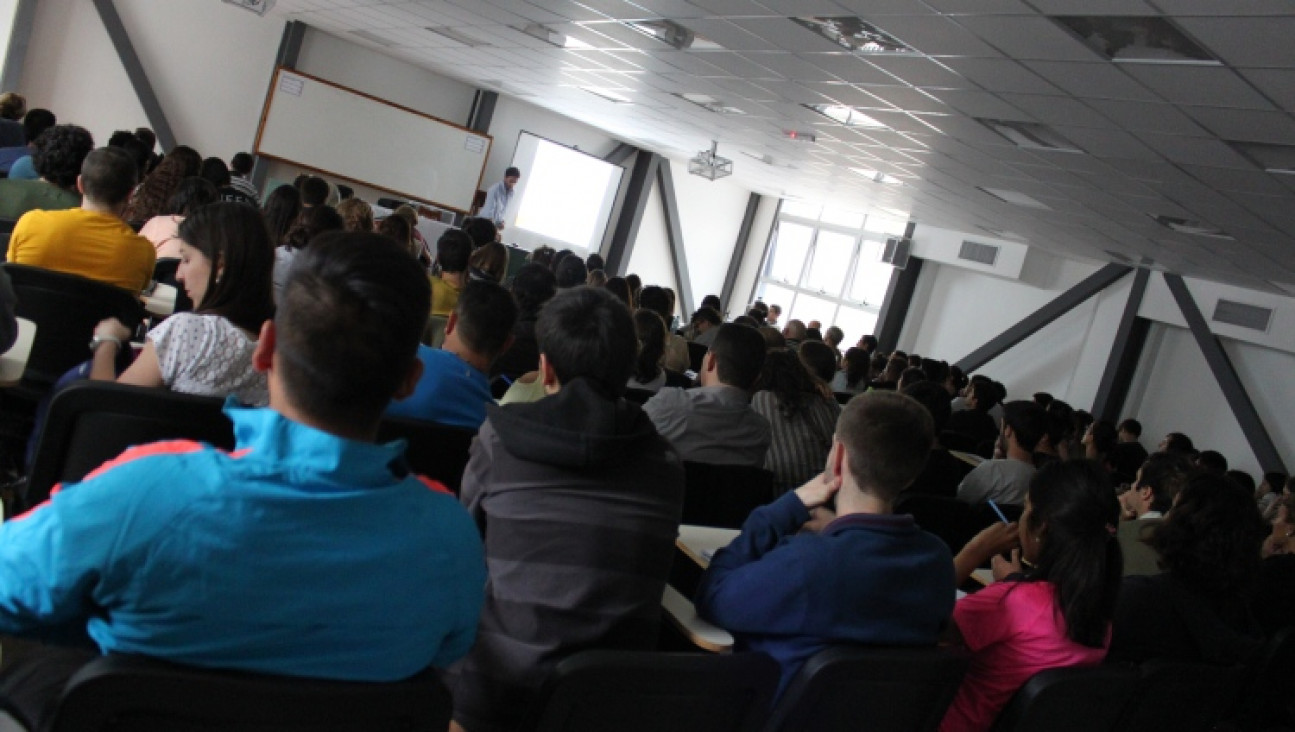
8, 208, 156, 294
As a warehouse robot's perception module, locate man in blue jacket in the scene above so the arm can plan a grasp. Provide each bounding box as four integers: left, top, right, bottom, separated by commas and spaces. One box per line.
696, 391, 955, 694
0, 233, 486, 729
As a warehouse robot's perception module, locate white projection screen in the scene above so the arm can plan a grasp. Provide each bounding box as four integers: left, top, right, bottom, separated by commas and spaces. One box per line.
503, 132, 625, 255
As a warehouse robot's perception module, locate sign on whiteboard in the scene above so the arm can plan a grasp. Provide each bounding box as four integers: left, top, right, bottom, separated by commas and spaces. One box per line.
279, 74, 305, 97
465, 136, 486, 154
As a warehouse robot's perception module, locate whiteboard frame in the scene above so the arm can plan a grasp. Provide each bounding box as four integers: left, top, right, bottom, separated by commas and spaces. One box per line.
253, 67, 492, 214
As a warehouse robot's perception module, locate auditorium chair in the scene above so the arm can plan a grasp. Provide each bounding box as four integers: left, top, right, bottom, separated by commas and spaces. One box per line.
989, 665, 1138, 732
681, 461, 776, 529
1113, 660, 1247, 732
376, 417, 476, 495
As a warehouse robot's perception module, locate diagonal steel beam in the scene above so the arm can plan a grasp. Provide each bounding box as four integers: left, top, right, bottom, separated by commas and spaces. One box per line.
92, 0, 176, 151
1091, 267, 1151, 422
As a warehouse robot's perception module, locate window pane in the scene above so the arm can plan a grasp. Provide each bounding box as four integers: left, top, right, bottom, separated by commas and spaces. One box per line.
820, 206, 865, 229
803, 231, 854, 296
764, 222, 813, 284
780, 200, 821, 220
864, 215, 907, 236
849, 241, 895, 306
756, 283, 796, 317
832, 307, 879, 346
788, 294, 837, 330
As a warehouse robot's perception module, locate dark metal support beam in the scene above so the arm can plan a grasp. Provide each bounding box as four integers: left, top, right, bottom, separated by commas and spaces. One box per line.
719, 193, 761, 318
656, 158, 694, 318
251, 20, 307, 191
0, 0, 38, 93
604, 150, 658, 276
466, 90, 496, 133
603, 143, 634, 166
1164, 274, 1287, 474
92, 0, 176, 151
873, 220, 919, 352
1091, 268, 1151, 422
954, 263, 1132, 373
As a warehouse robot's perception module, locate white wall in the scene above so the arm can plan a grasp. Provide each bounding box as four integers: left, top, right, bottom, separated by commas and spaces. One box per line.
626, 182, 678, 309
667, 158, 752, 313
0, 0, 19, 81
728, 196, 779, 320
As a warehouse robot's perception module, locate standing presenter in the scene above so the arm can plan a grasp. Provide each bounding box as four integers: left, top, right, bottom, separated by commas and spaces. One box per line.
481, 166, 521, 231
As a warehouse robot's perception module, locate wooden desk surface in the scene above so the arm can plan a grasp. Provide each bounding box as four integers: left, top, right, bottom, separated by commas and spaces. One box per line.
661, 584, 733, 653
0, 317, 35, 387
676, 525, 740, 570
950, 450, 984, 468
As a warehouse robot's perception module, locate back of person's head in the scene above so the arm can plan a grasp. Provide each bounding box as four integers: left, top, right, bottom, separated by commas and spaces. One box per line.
462, 216, 497, 248
638, 286, 672, 323
1002, 400, 1047, 452
163, 176, 218, 217
134, 127, 156, 152
177, 203, 275, 333
199, 156, 230, 188
625, 273, 642, 298
336, 198, 374, 233
469, 241, 508, 283
436, 229, 472, 273
337, 184, 354, 200
555, 255, 587, 288
21, 108, 55, 144
798, 340, 836, 383
1262, 472, 1287, 492
1137, 451, 1191, 513
1226, 470, 1255, 494
511, 263, 556, 316
164, 146, 203, 178
1152, 471, 1266, 597
392, 204, 418, 230
709, 323, 766, 390
586, 269, 607, 287
783, 319, 807, 341
1118, 418, 1142, 438
842, 347, 870, 389
528, 245, 556, 270
262, 184, 302, 244
1044, 400, 1075, 448
277, 232, 429, 427
824, 326, 844, 347
107, 129, 135, 148
1162, 432, 1195, 454
758, 326, 786, 350
229, 152, 254, 176
552, 249, 575, 272
0, 91, 26, 120
750, 301, 769, 319
898, 367, 926, 391
903, 381, 952, 435
920, 358, 949, 386
604, 276, 633, 309
882, 355, 906, 383
858, 334, 878, 352
948, 365, 968, 393
691, 306, 721, 328
536, 286, 637, 398
835, 391, 933, 501
907, 353, 923, 368
586, 252, 605, 272
31, 124, 93, 190
701, 294, 722, 312
1033, 392, 1054, 409
632, 309, 667, 384
805, 327, 823, 342
1086, 419, 1118, 459
968, 379, 997, 412
454, 279, 517, 361
1025, 460, 1122, 648
300, 176, 329, 206
283, 205, 344, 251
869, 352, 888, 378
377, 215, 414, 256
758, 349, 819, 419
1195, 449, 1228, 475
80, 147, 138, 206
732, 315, 758, 329
746, 307, 766, 325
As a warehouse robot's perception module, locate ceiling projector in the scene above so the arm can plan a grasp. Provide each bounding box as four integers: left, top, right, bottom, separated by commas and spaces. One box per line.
688, 141, 733, 181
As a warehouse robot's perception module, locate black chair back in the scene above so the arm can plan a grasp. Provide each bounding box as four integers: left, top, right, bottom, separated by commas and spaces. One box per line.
624, 387, 655, 405
686, 341, 708, 373
1114, 660, 1247, 732
1226, 626, 1295, 731
893, 494, 985, 554
24, 381, 234, 511
152, 257, 195, 314
376, 418, 476, 495
4, 263, 144, 388
833, 391, 853, 405
48, 654, 452, 732
682, 461, 776, 529
990, 665, 1138, 732
0, 217, 15, 257
520, 650, 779, 732
765, 645, 970, 732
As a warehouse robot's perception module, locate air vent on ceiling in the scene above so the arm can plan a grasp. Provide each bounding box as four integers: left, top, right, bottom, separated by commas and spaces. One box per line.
881, 237, 911, 269
789, 17, 915, 54
959, 240, 1000, 266
1052, 16, 1218, 65
977, 119, 1082, 153
1212, 300, 1273, 332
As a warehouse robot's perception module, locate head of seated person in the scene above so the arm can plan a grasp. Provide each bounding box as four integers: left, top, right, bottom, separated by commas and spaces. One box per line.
897, 367, 926, 392
1121, 452, 1190, 519
164, 176, 219, 219
462, 216, 497, 248
632, 309, 667, 386
1118, 418, 1142, 443
1150, 470, 1267, 599
336, 198, 374, 233
79, 146, 139, 213
31, 124, 93, 190
511, 263, 556, 318
261, 231, 429, 439
447, 279, 517, 371
199, 157, 230, 189
536, 285, 637, 399
436, 229, 472, 275
781, 319, 807, 342
283, 204, 344, 251
702, 323, 765, 392
21, 108, 55, 146
554, 256, 587, 289
378, 214, 414, 256
902, 380, 952, 438
1195, 449, 1228, 475
638, 286, 674, 327
177, 202, 275, 332
965, 378, 998, 413
299, 175, 329, 207
468, 241, 508, 284
798, 340, 836, 384
1083, 419, 1119, 462
998, 400, 1047, 461
834, 390, 934, 508
1159, 431, 1195, 455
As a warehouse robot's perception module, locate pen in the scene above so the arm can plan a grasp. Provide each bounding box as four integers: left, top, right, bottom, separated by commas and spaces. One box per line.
987, 499, 1010, 525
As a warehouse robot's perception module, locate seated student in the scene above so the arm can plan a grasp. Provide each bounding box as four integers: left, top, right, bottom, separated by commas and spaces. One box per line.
1256, 471, 1288, 518
957, 401, 1046, 506
138, 177, 218, 259
273, 205, 344, 301
689, 305, 722, 347
639, 286, 690, 372
644, 323, 771, 467
830, 347, 871, 395
696, 391, 953, 694
490, 263, 556, 382
298, 175, 330, 208
431, 229, 472, 318
1159, 431, 1195, 455
798, 340, 837, 385
88, 203, 275, 405
750, 350, 840, 496
1109, 471, 1268, 667
386, 279, 516, 430
627, 309, 669, 393
943, 461, 1123, 732
449, 286, 684, 732
227, 151, 260, 201
336, 197, 374, 233
901, 381, 973, 499
0, 92, 25, 147
0, 108, 54, 176
781, 319, 807, 350
122, 146, 203, 226
1117, 452, 1190, 576
0, 233, 485, 730
944, 379, 1000, 453
7, 147, 156, 294
0, 124, 93, 221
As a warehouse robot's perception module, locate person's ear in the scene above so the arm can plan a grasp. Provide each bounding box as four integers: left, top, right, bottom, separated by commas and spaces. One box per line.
704, 351, 717, 373
392, 357, 424, 401
539, 353, 560, 392
444, 311, 459, 337
75, 175, 85, 196
827, 438, 846, 488
252, 320, 275, 372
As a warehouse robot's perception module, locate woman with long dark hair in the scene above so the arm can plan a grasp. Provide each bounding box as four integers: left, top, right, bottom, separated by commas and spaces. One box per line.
138, 176, 218, 259
831, 346, 871, 394
262, 184, 302, 245
121, 145, 202, 225
942, 460, 1124, 731
751, 349, 840, 495
627, 309, 667, 392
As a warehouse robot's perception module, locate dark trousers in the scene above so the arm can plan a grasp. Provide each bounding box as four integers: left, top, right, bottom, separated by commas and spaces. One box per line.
0, 636, 97, 730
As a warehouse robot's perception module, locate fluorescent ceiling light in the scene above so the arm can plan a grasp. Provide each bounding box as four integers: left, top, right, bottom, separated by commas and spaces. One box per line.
624, 20, 719, 50
790, 17, 914, 54
675, 93, 746, 116
980, 187, 1052, 210
1228, 141, 1295, 175
521, 23, 591, 49
851, 168, 905, 185
424, 26, 490, 48
805, 104, 887, 129
582, 87, 632, 104
1053, 16, 1219, 65
978, 119, 1082, 153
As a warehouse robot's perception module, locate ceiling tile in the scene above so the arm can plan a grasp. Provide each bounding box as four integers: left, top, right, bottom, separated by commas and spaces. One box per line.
676, 19, 781, 50
928, 89, 1031, 120
1024, 61, 1159, 102
796, 53, 897, 84
1135, 132, 1255, 169
1174, 16, 1295, 67
865, 56, 964, 88
937, 57, 1059, 94
1084, 99, 1206, 136
920, 0, 1034, 12
1052, 125, 1160, 160
1121, 66, 1275, 110
729, 17, 843, 52
1149, 0, 1295, 15
861, 86, 948, 114
1178, 106, 1295, 145
1025, 0, 1157, 13
998, 93, 1112, 128
854, 15, 1002, 57
954, 16, 1101, 62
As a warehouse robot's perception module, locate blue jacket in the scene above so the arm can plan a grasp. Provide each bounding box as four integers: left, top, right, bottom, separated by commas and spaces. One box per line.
695, 492, 955, 693
0, 403, 486, 681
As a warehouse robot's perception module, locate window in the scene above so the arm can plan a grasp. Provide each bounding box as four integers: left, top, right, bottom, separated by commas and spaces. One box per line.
754, 203, 907, 345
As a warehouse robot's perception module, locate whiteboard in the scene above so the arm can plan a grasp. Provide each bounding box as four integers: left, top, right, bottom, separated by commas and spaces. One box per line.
254, 68, 491, 213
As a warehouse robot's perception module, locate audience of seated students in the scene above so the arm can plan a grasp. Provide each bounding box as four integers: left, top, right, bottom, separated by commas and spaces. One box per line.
0, 124, 92, 220
467, 241, 507, 284
943, 460, 1123, 731
944, 379, 1000, 454
261, 184, 301, 244
627, 309, 669, 393
1117, 451, 1190, 576
831, 346, 870, 395
138, 177, 218, 259
604, 275, 634, 309
797, 340, 837, 387
644, 323, 771, 467
957, 400, 1047, 506
8, 147, 155, 294
449, 286, 685, 732
688, 306, 722, 347
227, 151, 259, 202
273, 204, 343, 300
121, 145, 202, 226
750, 350, 840, 496
86, 203, 274, 405
386, 280, 516, 430
336, 197, 373, 233
490, 263, 555, 382
638, 286, 689, 373
0, 233, 485, 730
901, 381, 974, 498
697, 391, 953, 695
1109, 471, 1268, 667
781, 319, 807, 350
430, 229, 472, 318
0, 92, 26, 147
0, 107, 54, 176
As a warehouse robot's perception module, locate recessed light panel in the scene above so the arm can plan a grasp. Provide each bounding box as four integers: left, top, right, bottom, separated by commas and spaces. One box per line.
1053, 16, 1219, 65
980, 188, 1053, 210
624, 20, 720, 50
851, 168, 905, 185
425, 26, 490, 47
675, 93, 746, 115
978, 119, 1083, 154
583, 88, 632, 104
805, 104, 887, 129
790, 17, 915, 54
1228, 141, 1295, 175
1152, 214, 1233, 240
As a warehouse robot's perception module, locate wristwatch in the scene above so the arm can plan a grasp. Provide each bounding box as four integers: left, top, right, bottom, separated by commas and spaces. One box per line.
89, 335, 123, 351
